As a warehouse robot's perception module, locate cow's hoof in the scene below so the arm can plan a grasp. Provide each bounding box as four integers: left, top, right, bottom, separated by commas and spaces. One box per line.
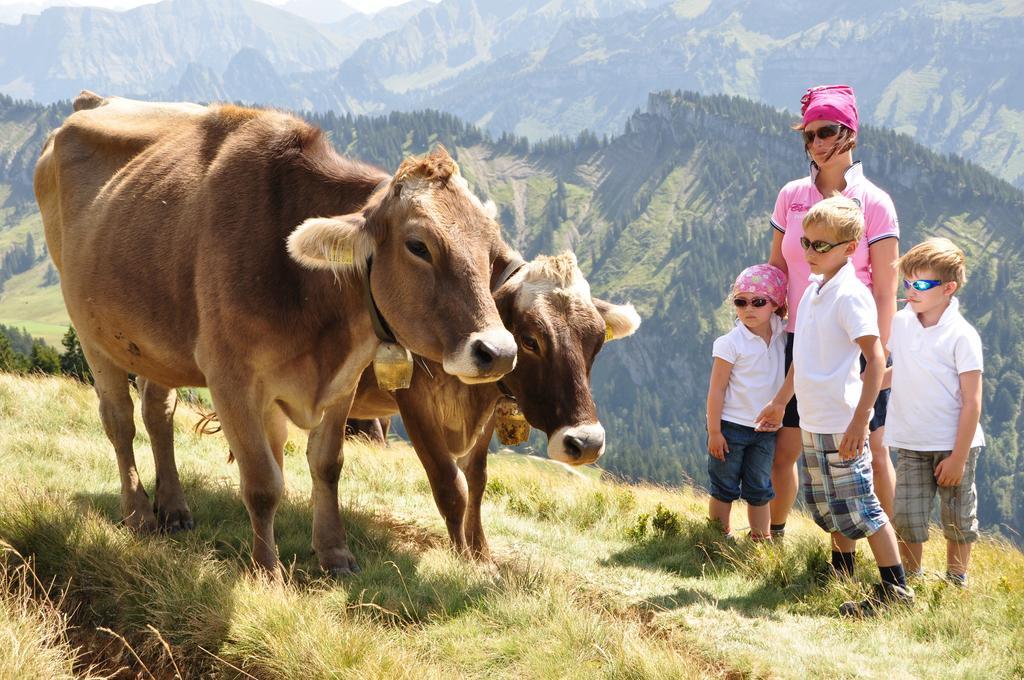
326, 561, 362, 578
122, 510, 160, 535
164, 517, 195, 534
321, 548, 361, 577
156, 505, 195, 533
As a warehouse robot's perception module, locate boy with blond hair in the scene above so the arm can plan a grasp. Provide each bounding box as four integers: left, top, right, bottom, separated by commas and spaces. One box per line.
758, 195, 912, 616
886, 238, 984, 587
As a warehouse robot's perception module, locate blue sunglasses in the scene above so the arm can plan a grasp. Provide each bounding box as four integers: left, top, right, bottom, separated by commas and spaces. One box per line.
903, 279, 943, 291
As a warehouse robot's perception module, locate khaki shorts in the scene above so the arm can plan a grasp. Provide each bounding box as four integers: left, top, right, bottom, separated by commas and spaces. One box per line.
893, 447, 981, 544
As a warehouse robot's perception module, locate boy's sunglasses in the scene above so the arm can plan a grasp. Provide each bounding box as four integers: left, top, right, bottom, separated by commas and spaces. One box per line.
802, 123, 842, 145
903, 279, 943, 291
733, 297, 769, 308
800, 236, 852, 253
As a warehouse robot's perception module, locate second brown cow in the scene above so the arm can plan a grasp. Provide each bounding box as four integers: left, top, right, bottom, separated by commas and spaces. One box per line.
348, 252, 641, 559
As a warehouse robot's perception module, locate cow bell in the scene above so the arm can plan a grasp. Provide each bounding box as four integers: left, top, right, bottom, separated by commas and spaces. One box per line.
373, 342, 413, 391
495, 396, 530, 445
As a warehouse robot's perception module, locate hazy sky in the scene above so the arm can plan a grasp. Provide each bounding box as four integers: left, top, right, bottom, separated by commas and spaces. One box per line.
0, 0, 418, 16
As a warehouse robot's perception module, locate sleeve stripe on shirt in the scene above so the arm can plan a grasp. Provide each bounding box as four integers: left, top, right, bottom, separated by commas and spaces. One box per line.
867, 233, 899, 246
770, 219, 785, 234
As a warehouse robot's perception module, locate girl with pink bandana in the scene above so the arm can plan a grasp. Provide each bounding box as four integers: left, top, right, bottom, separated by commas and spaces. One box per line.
766, 85, 901, 557
706, 264, 787, 540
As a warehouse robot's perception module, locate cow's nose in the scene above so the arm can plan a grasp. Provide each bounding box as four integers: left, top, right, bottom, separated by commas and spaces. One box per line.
549, 424, 605, 464
562, 434, 585, 458
470, 334, 516, 376
472, 339, 499, 368
445, 329, 517, 383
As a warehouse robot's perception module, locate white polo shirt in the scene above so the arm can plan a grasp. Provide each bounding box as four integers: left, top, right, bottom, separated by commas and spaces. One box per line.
712, 314, 786, 428
793, 261, 880, 434
884, 298, 985, 451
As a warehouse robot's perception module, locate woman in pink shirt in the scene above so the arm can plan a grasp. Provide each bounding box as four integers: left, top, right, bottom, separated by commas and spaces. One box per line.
766, 85, 900, 541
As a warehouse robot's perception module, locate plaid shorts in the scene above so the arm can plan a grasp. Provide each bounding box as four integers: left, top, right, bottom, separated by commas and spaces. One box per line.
893, 447, 981, 544
800, 430, 889, 539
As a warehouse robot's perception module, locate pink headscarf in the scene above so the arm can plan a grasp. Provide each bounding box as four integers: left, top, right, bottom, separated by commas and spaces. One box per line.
800, 84, 858, 132
733, 264, 787, 307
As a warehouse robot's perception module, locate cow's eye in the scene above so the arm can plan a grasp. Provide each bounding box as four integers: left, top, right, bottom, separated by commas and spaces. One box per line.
405, 240, 432, 262
521, 335, 539, 353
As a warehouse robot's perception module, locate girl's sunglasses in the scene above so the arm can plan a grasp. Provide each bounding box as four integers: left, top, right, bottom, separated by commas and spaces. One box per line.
800, 236, 852, 253
734, 297, 769, 308
802, 123, 842, 145
903, 279, 943, 291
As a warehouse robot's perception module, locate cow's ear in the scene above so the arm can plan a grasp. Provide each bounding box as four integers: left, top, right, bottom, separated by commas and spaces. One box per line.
287, 214, 374, 271
593, 298, 641, 341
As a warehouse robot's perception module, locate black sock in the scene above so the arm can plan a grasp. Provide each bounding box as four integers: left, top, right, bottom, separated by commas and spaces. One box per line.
831, 550, 856, 576
946, 570, 967, 586
879, 564, 907, 589
770, 523, 786, 537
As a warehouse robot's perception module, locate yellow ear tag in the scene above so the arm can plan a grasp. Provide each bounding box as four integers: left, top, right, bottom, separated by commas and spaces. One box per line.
495, 397, 530, 445
604, 326, 615, 342
373, 343, 413, 391
327, 239, 354, 265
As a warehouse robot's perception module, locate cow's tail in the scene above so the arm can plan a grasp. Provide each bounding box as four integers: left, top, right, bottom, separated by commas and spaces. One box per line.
192, 410, 235, 464
193, 410, 222, 435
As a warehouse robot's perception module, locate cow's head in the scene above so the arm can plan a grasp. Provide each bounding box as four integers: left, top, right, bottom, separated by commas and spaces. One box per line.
287, 146, 517, 383
495, 252, 641, 465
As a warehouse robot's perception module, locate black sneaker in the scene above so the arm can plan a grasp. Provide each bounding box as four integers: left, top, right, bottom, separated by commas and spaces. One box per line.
839, 582, 915, 618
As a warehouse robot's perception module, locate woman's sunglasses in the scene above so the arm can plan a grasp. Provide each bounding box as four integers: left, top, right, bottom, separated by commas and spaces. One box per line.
903, 279, 943, 291
800, 236, 852, 253
733, 297, 769, 308
802, 123, 843, 145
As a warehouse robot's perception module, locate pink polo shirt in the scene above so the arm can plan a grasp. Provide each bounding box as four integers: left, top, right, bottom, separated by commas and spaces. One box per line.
770, 162, 899, 332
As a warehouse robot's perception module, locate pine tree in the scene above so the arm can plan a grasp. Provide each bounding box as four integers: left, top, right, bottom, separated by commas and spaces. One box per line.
60, 326, 92, 383
0, 333, 23, 372
29, 340, 61, 375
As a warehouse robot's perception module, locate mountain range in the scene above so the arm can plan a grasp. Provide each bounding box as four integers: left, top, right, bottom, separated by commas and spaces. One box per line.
0, 0, 1022, 188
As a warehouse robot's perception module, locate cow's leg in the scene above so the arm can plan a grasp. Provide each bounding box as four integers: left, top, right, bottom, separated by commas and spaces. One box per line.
139, 377, 193, 532
400, 410, 470, 554
81, 345, 158, 532
306, 396, 360, 576
207, 383, 283, 573
265, 405, 288, 472
460, 425, 493, 561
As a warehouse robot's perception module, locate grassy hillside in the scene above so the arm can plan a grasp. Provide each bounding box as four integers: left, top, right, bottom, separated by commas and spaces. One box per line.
2, 373, 1023, 679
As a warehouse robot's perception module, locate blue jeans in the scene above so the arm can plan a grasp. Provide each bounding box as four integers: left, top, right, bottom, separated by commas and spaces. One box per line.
708, 420, 776, 506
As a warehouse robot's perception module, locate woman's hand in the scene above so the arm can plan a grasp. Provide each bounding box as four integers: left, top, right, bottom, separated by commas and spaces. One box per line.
755, 401, 785, 432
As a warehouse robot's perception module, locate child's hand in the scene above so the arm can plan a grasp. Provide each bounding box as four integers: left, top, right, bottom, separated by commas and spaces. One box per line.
708, 431, 729, 460
935, 455, 967, 487
754, 402, 785, 432
839, 416, 869, 460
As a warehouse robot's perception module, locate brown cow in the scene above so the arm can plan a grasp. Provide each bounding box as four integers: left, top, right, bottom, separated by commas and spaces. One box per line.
347, 252, 641, 559
34, 93, 519, 575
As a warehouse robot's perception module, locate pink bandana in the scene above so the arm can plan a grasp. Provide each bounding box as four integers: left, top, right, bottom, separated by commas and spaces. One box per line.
801, 84, 858, 132
733, 264, 787, 307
